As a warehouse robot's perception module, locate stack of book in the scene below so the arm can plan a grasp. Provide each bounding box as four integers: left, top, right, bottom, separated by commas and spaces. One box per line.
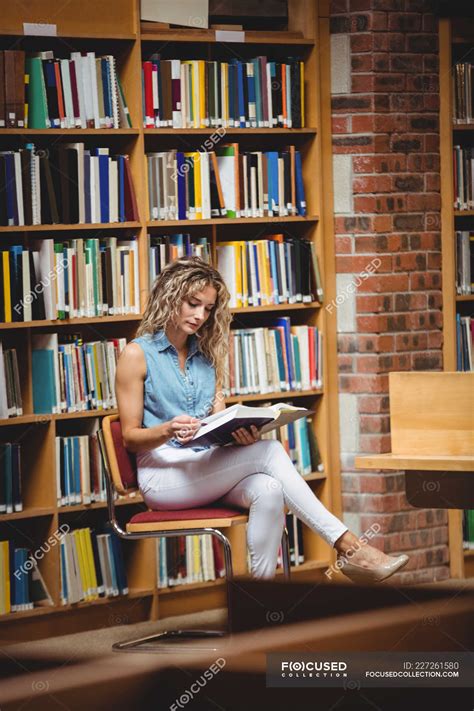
453, 145, 474, 210
31, 333, 126, 414
148, 233, 210, 285
56, 429, 106, 506
0, 49, 131, 129
0, 237, 140, 323
60, 526, 128, 604
453, 62, 474, 124
146, 144, 305, 221
462, 510, 474, 549
142, 56, 305, 129
0, 443, 22, 513
217, 235, 322, 307
156, 534, 225, 588
225, 320, 323, 396
456, 314, 474, 371
455, 230, 474, 295
0, 144, 138, 227
0, 342, 22, 419
0, 541, 54, 614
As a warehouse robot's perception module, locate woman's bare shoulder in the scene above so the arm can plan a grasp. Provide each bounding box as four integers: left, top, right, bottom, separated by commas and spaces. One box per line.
117, 342, 147, 377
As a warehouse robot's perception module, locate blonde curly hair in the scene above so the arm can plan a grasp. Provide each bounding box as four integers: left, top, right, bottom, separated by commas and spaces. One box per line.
136, 257, 232, 385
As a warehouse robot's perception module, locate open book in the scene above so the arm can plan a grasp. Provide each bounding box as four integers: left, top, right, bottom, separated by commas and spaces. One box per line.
181, 402, 313, 448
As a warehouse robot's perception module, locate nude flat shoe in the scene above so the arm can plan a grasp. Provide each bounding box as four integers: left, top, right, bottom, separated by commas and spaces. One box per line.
338, 553, 409, 584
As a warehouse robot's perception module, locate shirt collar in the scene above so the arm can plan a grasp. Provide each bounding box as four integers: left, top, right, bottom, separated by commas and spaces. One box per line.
153, 329, 199, 357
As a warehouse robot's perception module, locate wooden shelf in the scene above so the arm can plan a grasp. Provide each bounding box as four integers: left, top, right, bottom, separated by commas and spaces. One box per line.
0, 507, 55, 521
0, 129, 140, 135
453, 123, 474, 130
303, 471, 326, 482
158, 578, 226, 595
356, 454, 474, 472
0, 314, 142, 330
146, 216, 318, 227
456, 295, 474, 302
454, 210, 474, 217
231, 302, 321, 313
0, 408, 118, 426
140, 26, 314, 45
0, 222, 141, 233
226, 389, 323, 404
0, 589, 154, 623
58, 496, 143, 513
144, 128, 317, 135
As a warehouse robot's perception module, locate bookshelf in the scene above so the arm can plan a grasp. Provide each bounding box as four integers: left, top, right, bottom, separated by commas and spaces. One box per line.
439, 17, 474, 579
0, 0, 343, 641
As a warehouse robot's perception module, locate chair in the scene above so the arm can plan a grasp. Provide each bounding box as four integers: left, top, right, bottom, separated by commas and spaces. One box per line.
97, 414, 291, 652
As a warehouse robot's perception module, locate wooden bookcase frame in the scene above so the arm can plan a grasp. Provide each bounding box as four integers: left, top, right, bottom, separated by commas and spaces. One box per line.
439, 17, 474, 579
0, 0, 343, 641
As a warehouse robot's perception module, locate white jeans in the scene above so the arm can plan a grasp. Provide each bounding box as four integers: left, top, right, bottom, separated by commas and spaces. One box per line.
137, 439, 349, 579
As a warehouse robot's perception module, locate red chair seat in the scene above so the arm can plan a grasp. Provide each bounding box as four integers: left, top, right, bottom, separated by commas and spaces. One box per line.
129, 507, 245, 525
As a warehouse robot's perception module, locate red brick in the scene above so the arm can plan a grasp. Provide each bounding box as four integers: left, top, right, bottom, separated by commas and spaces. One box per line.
337, 334, 359, 353
348, 0, 371, 9
339, 374, 389, 394
373, 114, 407, 132
350, 33, 374, 52
356, 314, 391, 332
352, 74, 375, 93
358, 433, 393, 453
373, 215, 392, 232
335, 236, 353, 254
388, 12, 421, 32
357, 353, 410, 373
406, 193, 440, 211
351, 54, 373, 72
352, 114, 375, 133
427, 331, 443, 349
395, 333, 428, 351
372, 154, 407, 172
357, 274, 410, 293
352, 155, 376, 173
337, 354, 354, 373
394, 292, 428, 311
427, 253, 441, 269
353, 174, 392, 193
409, 271, 442, 290
356, 293, 393, 313
424, 134, 440, 152
332, 116, 350, 133
358, 395, 390, 415
336, 254, 391, 273
425, 173, 440, 191
392, 252, 427, 271
407, 311, 442, 330
356, 334, 395, 352
353, 196, 378, 213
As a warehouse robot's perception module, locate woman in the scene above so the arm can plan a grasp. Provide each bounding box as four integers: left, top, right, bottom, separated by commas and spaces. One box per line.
115, 257, 409, 583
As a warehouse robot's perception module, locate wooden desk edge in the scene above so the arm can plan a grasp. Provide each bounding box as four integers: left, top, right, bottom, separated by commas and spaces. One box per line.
355, 454, 474, 472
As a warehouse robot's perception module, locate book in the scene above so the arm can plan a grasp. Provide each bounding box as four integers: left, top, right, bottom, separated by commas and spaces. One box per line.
181, 402, 313, 448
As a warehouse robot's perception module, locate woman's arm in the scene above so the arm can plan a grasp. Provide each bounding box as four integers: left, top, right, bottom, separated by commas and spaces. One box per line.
210, 382, 227, 415
115, 343, 200, 453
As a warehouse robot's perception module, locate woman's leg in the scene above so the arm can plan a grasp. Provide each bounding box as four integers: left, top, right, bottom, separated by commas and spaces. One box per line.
138, 439, 348, 577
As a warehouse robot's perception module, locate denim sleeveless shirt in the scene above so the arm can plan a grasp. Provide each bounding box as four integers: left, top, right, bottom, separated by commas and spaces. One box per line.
131, 329, 216, 452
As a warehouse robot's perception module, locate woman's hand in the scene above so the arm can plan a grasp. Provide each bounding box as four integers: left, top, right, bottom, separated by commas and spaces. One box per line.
230, 425, 262, 446
166, 415, 201, 444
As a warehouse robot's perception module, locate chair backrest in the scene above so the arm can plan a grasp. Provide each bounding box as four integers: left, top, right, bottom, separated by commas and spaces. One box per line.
389, 371, 474, 456
101, 414, 138, 495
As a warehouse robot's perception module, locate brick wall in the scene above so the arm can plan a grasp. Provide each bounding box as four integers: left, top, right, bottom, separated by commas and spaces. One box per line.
329, 0, 450, 583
